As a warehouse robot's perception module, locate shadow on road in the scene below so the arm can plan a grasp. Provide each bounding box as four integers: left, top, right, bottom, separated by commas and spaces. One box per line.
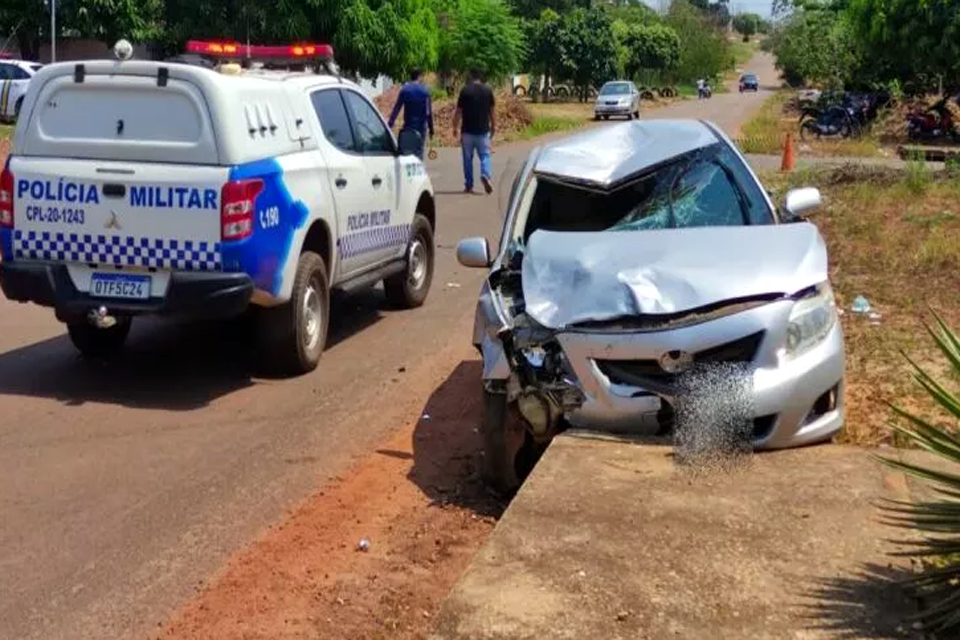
407, 359, 507, 519
798, 563, 921, 639
0, 289, 387, 410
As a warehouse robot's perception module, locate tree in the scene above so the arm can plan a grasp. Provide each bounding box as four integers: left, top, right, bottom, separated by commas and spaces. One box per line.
767, 6, 859, 88
845, 0, 960, 92
524, 8, 565, 90
434, 0, 525, 86
732, 12, 761, 40
1, 0, 159, 60
556, 6, 619, 99
621, 22, 681, 82
665, 0, 731, 84
157, 0, 438, 81
509, 0, 588, 21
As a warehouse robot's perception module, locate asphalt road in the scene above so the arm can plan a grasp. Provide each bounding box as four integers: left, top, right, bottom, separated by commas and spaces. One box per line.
0, 52, 779, 640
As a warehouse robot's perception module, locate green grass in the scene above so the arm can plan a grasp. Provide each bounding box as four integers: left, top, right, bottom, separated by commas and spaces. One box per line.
762, 165, 960, 446
0, 124, 12, 142
512, 115, 584, 141
737, 90, 883, 157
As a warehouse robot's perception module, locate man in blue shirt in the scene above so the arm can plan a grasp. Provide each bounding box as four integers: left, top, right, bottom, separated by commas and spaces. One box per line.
388, 68, 434, 161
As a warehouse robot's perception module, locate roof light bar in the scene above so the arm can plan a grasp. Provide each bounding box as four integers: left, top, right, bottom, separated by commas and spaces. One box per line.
185, 40, 334, 60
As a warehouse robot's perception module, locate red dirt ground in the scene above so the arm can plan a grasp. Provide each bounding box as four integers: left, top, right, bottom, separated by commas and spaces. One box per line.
151, 350, 504, 640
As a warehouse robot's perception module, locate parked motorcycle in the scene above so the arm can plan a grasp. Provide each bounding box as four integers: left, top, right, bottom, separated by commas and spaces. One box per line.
906, 97, 960, 142
799, 104, 860, 141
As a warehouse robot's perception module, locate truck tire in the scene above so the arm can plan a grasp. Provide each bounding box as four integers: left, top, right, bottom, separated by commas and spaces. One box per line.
257, 251, 329, 375
384, 213, 434, 309
67, 318, 132, 359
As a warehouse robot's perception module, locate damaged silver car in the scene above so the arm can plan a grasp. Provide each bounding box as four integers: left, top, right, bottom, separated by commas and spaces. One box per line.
456, 120, 845, 494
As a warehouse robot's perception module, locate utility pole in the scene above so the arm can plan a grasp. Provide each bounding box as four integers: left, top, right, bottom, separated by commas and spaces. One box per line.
50, 0, 57, 62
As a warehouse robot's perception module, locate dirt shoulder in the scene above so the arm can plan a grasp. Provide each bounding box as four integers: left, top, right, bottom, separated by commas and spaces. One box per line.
153, 353, 503, 640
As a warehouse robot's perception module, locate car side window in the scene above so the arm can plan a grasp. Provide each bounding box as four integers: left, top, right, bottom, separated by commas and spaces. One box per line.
342, 90, 394, 155
310, 89, 357, 153
10, 66, 30, 80
0, 65, 11, 80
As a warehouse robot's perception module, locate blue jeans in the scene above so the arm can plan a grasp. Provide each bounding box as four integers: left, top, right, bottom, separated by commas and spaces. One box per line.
461, 133, 492, 190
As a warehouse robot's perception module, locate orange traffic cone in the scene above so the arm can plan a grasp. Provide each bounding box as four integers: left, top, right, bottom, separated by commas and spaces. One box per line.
781, 132, 796, 172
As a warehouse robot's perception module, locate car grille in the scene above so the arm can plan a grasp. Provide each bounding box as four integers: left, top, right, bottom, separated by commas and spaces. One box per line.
596, 331, 765, 388
604, 100, 619, 105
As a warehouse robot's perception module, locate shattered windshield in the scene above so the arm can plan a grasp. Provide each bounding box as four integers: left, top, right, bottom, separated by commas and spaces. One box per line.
522, 143, 774, 239
600, 83, 631, 96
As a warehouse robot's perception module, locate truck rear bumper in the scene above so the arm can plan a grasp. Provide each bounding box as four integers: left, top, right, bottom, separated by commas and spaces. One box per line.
0, 263, 254, 323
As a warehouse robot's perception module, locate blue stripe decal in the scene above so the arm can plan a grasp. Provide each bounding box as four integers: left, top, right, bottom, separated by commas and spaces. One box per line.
222, 158, 309, 296
338, 224, 410, 259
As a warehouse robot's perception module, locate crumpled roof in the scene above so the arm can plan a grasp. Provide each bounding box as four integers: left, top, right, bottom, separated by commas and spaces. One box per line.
532, 119, 721, 189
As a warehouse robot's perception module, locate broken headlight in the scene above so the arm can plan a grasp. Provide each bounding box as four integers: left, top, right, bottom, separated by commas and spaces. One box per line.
784, 282, 837, 359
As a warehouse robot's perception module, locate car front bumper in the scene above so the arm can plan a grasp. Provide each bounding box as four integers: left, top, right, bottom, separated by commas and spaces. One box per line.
0, 262, 254, 323
595, 104, 633, 115
554, 299, 845, 450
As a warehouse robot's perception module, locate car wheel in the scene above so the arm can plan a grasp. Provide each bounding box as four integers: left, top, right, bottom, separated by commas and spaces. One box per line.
602, 115, 609, 121
593, 113, 600, 121
67, 317, 132, 359
481, 388, 531, 497
256, 251, 329, 375
384, 213, 434, 309
634, 110, 640, 119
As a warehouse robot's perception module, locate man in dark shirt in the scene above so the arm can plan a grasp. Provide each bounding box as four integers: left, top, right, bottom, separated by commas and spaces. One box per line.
388, 68, 434, 160
452, 68, 496, 194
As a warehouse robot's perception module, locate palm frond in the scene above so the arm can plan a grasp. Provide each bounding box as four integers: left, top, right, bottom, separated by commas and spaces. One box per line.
876, 312, 960, 635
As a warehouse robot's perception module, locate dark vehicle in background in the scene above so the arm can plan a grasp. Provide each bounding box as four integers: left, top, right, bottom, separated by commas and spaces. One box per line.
906, 95, 960, 142
739, 73, 759, 93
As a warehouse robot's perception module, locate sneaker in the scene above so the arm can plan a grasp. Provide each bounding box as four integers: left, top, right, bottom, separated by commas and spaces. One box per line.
464, 186, 475, 194
481, 176, 493, 195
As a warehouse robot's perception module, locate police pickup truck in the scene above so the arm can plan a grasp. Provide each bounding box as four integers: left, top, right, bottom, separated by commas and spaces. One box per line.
0, 40, 436, 374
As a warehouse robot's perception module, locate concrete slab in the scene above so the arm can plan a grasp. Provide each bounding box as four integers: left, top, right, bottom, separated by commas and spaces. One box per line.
430, 435, 924, 640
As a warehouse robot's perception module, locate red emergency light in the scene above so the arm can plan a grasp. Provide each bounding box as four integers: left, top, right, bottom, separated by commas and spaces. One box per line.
185, 40, 334, 60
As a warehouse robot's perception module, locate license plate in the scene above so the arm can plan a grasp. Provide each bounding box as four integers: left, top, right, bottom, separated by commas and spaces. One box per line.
90, 273, 151, 300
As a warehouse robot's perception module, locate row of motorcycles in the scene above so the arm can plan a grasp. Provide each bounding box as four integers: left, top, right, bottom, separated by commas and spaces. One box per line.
798, 90, 960, 143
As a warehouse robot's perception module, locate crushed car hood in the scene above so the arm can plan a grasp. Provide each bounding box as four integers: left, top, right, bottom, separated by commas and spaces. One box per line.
520, 223, 829, 329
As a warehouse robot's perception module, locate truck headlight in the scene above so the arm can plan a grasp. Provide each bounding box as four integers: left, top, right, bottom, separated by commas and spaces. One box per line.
784, 283, 837, 359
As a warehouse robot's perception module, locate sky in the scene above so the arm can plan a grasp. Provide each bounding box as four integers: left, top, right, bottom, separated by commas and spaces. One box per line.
641, 0, 775, 17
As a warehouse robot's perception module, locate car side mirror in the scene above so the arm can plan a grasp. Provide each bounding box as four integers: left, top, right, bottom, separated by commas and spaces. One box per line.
456, 237, 492, 268
783, 187, 822, 222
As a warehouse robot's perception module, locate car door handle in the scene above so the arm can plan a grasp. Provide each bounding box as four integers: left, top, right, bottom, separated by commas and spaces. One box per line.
371, 175, 382, 188
335, 177, 347, 189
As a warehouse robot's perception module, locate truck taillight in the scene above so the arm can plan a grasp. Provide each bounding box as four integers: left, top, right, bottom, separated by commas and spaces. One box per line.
0, 164, 14, 229
221, 179, 263, 241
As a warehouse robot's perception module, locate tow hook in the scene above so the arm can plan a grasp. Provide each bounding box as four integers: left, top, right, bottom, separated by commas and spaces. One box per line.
88, 306, 118, 329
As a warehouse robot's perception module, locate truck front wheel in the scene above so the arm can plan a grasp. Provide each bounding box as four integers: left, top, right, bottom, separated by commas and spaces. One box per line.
256, 251, 329, 375
67, 318, 132, 359
384, 213, 434, 308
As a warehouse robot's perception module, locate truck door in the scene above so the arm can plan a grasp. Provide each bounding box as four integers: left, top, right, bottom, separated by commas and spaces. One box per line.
308, 88, 375, 279
339, 89, 405, 268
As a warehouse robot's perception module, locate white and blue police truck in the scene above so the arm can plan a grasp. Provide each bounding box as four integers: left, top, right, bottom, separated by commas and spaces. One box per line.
0, 40, 436, 374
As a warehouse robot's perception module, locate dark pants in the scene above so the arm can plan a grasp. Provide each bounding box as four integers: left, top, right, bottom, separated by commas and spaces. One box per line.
398, 127, 427, 160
